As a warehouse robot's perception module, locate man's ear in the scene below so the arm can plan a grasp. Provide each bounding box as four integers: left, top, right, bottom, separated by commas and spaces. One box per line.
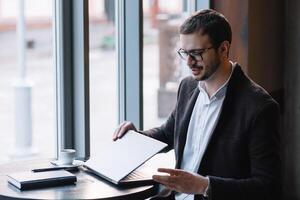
218, 41, 230, 58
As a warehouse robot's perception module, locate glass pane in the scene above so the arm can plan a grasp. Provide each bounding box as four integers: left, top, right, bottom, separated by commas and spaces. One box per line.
0, 0, 55, 163
89, 0, 117, 157
143, 0, 187, 129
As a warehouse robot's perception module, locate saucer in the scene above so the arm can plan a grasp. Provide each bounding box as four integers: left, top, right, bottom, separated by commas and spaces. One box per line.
50, 160, 80, 167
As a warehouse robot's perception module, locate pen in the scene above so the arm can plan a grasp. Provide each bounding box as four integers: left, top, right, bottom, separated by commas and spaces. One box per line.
32, 166, 78, 172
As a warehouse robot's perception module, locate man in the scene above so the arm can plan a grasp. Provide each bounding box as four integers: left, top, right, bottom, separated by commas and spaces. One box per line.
113, 9, 281, 200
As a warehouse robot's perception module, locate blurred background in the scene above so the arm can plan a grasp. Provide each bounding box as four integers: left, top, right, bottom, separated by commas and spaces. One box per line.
1, 0, 300, 199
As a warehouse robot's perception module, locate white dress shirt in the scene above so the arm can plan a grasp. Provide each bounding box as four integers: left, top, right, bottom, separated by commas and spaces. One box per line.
175, 63, 234, 200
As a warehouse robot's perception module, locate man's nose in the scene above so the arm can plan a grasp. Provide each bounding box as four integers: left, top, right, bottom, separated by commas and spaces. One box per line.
187, 55, 196, 66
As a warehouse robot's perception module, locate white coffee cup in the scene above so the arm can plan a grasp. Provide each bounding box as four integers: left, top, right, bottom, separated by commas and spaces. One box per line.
57, 149, 76, 165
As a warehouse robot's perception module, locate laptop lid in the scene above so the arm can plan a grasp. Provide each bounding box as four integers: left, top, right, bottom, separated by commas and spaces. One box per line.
84, 131, 168, 185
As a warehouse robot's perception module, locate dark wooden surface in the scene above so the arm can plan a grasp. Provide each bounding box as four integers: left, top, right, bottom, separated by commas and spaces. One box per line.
0, 159, 157, 200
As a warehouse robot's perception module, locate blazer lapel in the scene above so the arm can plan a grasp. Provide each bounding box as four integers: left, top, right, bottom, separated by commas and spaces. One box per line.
176, 87, 200, 168
197, 65, 243, 173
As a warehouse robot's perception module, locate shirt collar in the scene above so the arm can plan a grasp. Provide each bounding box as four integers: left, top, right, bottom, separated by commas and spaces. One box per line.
198, 61, 235, 101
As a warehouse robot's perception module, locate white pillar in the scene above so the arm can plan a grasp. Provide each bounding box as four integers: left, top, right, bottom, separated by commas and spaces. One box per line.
11, 0, 37, 159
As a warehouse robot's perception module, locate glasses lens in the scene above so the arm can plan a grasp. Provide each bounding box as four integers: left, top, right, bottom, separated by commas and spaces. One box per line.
178, 50, 188, 60
190, 51, 203, 60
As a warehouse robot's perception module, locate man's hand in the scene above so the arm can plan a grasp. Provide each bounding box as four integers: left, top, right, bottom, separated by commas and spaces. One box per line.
152, 168, 209, 195
112, 121, 137, 141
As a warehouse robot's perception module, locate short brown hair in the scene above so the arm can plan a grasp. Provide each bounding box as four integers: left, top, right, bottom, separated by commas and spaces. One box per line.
180, 9, 232, 48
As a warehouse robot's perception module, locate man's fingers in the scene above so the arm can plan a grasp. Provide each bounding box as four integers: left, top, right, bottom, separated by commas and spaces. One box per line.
112, 122, 124, 140
152, 175, 171, 185
153, 175, 181, 192
153, 175, 179, 184
117, 122, 131, 139
157, 168, 182, 176
113, 121, 137, 141
117, 126, 127, 139
165, 184, 178, 192
112, 122, 127, 140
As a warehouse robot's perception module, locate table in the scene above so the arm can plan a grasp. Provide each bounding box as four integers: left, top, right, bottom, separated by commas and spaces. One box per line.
0, 159, 158, 200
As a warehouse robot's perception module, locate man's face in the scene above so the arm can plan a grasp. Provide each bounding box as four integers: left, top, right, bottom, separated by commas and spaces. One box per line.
179, 33, 221, 81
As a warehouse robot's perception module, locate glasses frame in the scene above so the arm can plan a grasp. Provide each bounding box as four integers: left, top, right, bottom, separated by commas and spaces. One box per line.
177, 46, 215, 61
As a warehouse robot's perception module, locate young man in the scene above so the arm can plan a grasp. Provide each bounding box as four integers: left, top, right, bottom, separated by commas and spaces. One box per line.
113, 9, 281, 200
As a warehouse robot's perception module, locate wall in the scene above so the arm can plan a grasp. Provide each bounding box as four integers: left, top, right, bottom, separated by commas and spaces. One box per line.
284, 0, 300, 199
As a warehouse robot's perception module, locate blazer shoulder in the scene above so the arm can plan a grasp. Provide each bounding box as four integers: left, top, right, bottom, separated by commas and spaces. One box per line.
249, 80, 277, 103
179, 76, 198, 91
174, 76, 199, 100
230, 65, 276, 106
241, 77, 279, 113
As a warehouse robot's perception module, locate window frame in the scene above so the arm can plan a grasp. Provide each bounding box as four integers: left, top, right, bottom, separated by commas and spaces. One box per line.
116, 0, 144, 130
54, 0, 90, 161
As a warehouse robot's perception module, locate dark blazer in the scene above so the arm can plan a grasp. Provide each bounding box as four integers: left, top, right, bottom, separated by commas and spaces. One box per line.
143, 64, 281, 200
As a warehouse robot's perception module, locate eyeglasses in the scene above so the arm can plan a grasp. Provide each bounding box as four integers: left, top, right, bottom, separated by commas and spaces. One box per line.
177, 46, 214, 61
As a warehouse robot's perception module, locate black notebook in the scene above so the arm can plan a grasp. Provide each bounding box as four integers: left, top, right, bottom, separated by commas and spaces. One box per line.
7, 170, 77, 190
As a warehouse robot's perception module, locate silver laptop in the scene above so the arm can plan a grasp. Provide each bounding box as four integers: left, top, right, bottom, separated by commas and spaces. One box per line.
83, 131, 168, 186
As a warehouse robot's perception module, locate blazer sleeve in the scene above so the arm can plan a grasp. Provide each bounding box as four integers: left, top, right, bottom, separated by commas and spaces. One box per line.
204, 101, 282, 200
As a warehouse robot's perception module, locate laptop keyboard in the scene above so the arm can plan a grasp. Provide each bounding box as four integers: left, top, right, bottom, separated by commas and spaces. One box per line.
122, 170, 150, 181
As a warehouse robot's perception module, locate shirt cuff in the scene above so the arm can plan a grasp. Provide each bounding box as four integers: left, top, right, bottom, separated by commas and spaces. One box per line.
203, 176, 210, 197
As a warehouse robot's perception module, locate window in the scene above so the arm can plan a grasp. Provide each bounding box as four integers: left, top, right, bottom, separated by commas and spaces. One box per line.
89, 0, 117, 156
143, 0, 185, 129
0, 0, 55, 163
58, 0, 209, 159
88, 0, 143, 150
143, 0, 209, 129
0, 0, 210, 164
